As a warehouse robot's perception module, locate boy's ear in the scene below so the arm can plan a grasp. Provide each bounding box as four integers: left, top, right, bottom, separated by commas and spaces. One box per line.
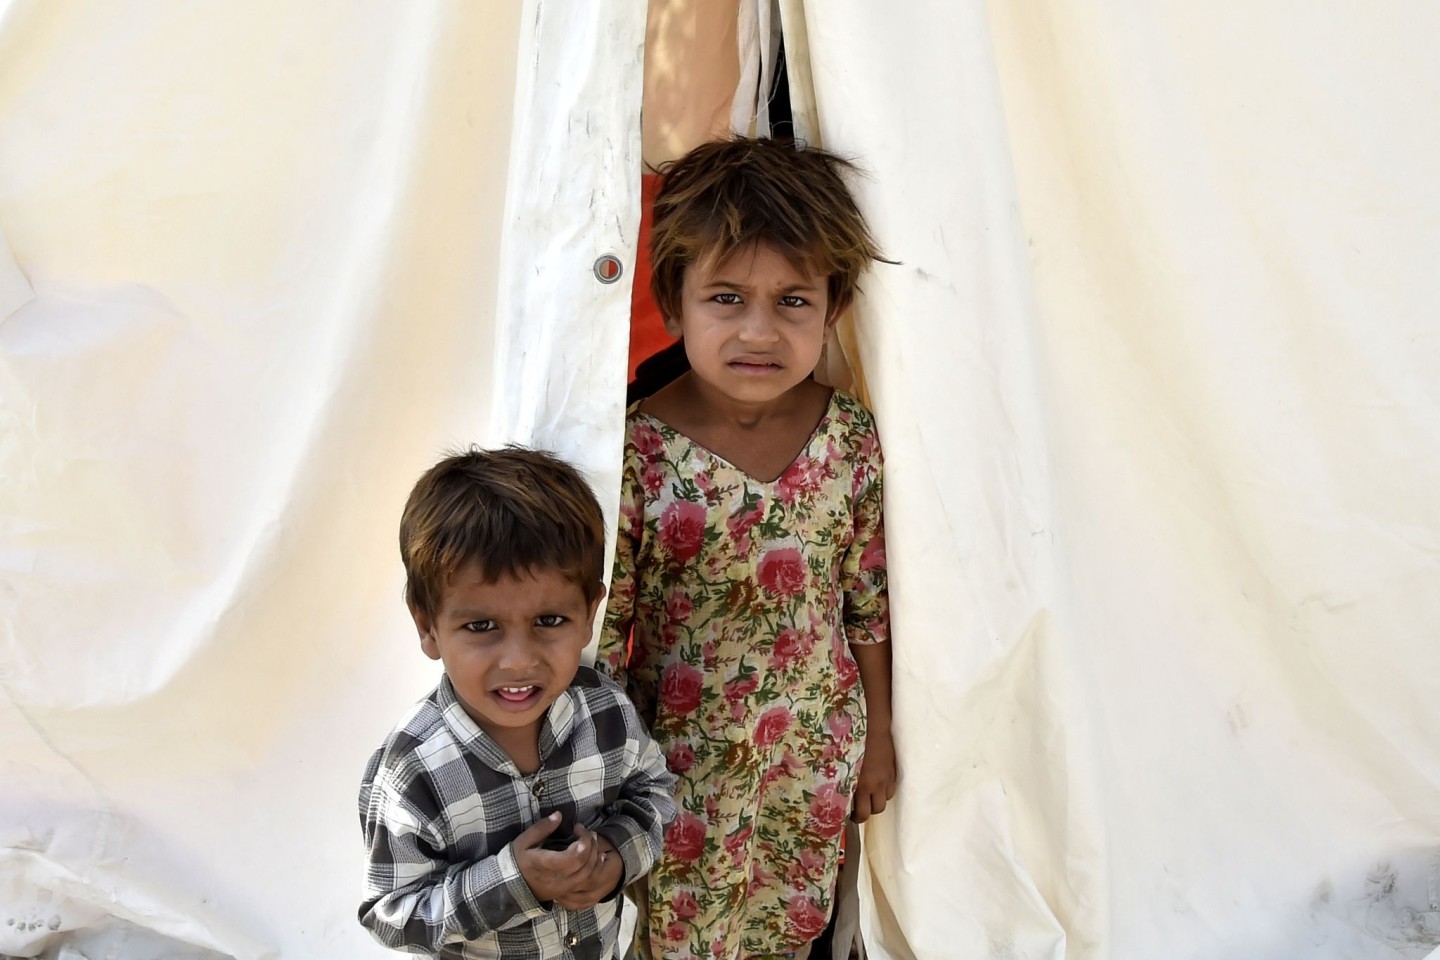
661, 311, 683, 338
409, 602, 441, 660
825, 294, 852, 328
585, 585, 606, 630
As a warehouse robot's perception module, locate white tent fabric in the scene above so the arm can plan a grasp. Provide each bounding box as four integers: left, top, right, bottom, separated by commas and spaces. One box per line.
2, 2, 1438, 960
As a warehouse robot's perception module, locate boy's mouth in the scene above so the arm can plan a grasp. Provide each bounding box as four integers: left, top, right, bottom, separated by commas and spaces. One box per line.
494, 684, 541, 707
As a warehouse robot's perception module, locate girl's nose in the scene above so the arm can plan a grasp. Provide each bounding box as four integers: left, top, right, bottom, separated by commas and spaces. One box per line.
738, 307, 780, 342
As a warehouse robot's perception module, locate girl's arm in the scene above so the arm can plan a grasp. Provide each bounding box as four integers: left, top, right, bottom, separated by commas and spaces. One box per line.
850, 640, 895, 821
841, 409, 895, 821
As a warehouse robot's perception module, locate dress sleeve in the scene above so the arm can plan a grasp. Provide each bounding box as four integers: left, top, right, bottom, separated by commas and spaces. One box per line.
597, 431, 642, 691
840, 416, 890, 647
358, 762, 548, 950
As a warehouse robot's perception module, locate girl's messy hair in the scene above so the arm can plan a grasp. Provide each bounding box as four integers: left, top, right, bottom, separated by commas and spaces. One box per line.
649, 136, 887, 323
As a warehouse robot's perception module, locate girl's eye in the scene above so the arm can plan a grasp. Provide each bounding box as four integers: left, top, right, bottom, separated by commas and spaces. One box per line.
535, 614, 567, 628
711, 292, 743, 305
778, 295, 809, 308
462, 620, 496, 633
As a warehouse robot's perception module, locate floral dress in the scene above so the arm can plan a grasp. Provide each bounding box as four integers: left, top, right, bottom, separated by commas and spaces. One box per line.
599, 389, 889, 960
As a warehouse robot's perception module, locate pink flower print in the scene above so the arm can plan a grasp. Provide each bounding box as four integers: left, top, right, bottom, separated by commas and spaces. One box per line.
642, 462, 666, 494
799, 847, 828, 880
660, 662, 705, 715
835, 648, 859, 691
776, 456, 823, 505
725, 503, 763, 544
664, 922, 687, 943
672, 889, 700, 921
859, 532, 887, 572
723, 822, 753, 857
619, 501, 643, 540
809, 782, 848, 838
757, 548, 807, 598
827, 711, 853, 743
665, 812, 707, 862
667, 741, 695, 775
859, 429, 878, 459
665, 590, 693, 623
750, 859, 777, 890
658, 499, 707, 562
769, 628, 805, 671
786, 895, 830, 941
632, 422, 664, 457
723, 673, 759, 702
754, 706, 793, 749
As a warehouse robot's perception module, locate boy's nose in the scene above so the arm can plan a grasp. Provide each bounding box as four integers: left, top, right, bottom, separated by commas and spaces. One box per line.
495, 632, 541, 669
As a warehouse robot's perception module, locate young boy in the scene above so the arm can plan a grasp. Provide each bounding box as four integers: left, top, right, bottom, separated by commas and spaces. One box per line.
359, 447, 676, 959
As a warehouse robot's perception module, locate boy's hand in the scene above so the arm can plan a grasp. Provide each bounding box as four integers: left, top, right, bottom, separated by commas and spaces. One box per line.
852, 726, 896, 822
550, 826, 625, 911
513, 813, 603, 904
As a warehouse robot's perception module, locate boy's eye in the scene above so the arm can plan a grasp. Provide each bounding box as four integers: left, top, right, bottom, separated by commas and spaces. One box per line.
778, 295, 809, 308
535, 614, 567, 628
711, 292, 743, 305
462, 620, 496, 633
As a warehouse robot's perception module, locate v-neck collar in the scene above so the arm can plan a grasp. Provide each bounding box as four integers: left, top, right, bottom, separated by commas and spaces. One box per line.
631, 389, 838, 486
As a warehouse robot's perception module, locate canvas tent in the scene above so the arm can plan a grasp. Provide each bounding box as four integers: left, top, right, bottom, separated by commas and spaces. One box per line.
2, 1, 1438, 958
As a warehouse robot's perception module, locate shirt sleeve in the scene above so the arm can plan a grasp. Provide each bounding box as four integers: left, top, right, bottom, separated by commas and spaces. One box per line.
591, 695, 678, 887
359, 763, 549, 951
841, 415, 890, 647
597, 433, 642, 692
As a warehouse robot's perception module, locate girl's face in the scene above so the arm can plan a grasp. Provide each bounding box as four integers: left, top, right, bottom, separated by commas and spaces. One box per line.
667, 242, 833, 409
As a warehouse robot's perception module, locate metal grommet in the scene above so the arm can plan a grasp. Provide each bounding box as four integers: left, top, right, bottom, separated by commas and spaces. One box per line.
593, 254, 623, 284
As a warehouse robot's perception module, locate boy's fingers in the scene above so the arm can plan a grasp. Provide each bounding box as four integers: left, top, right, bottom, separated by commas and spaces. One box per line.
514, 812, 563, 849
571, 824, 602, 872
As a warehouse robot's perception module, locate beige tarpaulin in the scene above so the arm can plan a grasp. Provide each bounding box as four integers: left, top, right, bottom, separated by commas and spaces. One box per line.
2, 1, 1439, 958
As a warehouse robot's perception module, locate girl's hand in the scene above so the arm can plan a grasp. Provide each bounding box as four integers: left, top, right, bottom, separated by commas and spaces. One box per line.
853, 726, 896, 822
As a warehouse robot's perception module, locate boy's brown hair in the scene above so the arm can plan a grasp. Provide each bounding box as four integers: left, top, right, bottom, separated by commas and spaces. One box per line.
399, 446, 606, 618
649, 135, 885, 324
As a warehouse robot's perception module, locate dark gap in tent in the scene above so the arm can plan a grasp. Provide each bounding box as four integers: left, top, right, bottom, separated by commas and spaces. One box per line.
626, 18, 796, 406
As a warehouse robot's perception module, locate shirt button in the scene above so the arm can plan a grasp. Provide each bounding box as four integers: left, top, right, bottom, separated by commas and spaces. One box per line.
532, 779, 545, 796
565, 932, 579, 947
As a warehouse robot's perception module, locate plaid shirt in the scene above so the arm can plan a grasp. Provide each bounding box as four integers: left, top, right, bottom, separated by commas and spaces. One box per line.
359, 666, 676, 959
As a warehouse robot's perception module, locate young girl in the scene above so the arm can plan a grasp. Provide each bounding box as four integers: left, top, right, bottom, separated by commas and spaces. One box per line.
600, 136, 894, 960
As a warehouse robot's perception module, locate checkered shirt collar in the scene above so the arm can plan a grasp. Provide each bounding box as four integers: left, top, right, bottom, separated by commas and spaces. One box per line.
435, 673, 578, 773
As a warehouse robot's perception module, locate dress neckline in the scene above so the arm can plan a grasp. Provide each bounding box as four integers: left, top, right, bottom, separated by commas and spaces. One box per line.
631, 390, 838, 486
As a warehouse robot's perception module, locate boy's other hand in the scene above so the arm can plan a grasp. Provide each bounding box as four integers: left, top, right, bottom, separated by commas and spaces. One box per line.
852, 726, 896, 822
551, 826, 625, 911
513, 812, 602, 904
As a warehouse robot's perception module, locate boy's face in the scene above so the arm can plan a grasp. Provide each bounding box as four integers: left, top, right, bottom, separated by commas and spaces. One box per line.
668, 241, 835, 407
412, 563, 600, 754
